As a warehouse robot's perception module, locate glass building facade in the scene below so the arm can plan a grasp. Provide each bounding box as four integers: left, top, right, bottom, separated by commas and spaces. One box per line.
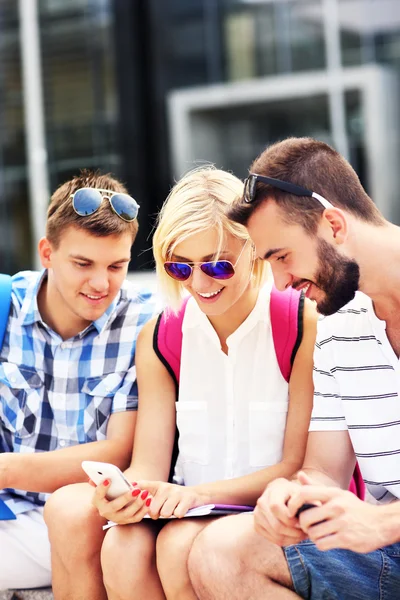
1, 0, 400, 272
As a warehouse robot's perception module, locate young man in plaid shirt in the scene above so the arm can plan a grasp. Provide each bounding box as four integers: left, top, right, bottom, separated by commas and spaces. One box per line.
0, 170, 158, 590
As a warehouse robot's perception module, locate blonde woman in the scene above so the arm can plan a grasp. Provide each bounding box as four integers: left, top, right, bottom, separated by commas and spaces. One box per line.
44, 167, 317, 600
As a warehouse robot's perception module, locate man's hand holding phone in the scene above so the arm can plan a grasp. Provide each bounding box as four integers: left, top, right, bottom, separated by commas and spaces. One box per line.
286, 471, 385, 553
254, 477, 309, 547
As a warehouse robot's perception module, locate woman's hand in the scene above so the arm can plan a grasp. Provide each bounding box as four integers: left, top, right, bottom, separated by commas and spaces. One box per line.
91, 479, 152, 525
137, 481, 209, 519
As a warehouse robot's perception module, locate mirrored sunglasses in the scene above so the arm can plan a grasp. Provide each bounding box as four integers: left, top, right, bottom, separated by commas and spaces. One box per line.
164, 260, 236, 282
70, 188, 140, 222
164, 240, 249, 282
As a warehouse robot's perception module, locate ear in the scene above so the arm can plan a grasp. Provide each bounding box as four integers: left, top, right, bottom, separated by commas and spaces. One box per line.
321, 208, 348, 245
38, 237, 54, 268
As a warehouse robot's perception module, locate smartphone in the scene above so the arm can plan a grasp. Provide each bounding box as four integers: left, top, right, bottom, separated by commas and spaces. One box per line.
82, 461, 134, 500
295, 503, 317, 518
295, 502, 326, 526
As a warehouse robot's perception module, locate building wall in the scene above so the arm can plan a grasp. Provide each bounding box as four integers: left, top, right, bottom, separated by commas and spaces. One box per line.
2, 0, 400, 273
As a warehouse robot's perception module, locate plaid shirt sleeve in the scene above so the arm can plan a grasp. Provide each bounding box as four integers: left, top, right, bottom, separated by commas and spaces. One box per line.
0, 273, 161, 514
111, 363, 138, 412
108, 284, 161, 413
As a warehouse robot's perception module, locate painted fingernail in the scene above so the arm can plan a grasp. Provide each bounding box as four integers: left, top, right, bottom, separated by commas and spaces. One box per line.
103, 479, 110, 486
145, 498, 151, 507
132, 489, 141, 497
131, 482, 137, 486
141, 490, 149, 500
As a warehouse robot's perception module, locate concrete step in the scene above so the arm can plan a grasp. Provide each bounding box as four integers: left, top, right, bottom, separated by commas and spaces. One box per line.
0, 590, 53, 600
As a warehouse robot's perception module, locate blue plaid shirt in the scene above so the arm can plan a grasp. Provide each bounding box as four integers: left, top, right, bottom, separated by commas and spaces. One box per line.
0, 270, 158, 515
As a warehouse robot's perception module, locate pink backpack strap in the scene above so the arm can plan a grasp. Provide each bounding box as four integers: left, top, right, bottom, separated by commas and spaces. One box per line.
348, 462, 366, 500
153, 297, 189, 482
153, 296, 189, 389
270, 286, 304, 382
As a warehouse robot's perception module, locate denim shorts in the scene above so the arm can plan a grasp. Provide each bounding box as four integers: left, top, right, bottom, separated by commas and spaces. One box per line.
284, 540, 400, 600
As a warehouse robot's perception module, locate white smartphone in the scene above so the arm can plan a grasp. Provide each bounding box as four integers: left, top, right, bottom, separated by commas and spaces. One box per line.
82, 461, 134, 500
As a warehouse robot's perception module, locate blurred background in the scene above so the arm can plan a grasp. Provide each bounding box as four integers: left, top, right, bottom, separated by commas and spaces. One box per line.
1, 0, 399, 275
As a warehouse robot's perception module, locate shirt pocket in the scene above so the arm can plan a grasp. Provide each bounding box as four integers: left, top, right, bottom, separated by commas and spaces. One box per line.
0, 363, 43, 439
249, 401, 288, 467
176, 401, 209, 465
81, 372, 125, 437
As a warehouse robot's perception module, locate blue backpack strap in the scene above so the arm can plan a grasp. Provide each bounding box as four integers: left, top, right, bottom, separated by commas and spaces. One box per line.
0, 274, 15, 520
270, 286, 304, 382
0, 274, 12, 350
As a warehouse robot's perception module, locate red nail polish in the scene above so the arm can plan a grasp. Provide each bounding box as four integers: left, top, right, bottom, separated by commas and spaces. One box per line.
145, 498, 151, 507
141, 490, 149, 500
103, 479, 110, 486
131, 482, 137, 486
132, 489, 141, 497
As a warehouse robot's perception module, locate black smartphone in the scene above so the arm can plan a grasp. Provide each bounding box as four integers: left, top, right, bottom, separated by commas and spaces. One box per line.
295, 503, 317, 518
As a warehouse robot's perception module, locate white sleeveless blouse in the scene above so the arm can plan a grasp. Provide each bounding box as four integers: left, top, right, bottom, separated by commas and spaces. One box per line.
176, 281, 289, 486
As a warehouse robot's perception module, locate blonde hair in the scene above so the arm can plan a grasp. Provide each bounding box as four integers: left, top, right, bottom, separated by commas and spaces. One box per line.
153, 166, 269, 311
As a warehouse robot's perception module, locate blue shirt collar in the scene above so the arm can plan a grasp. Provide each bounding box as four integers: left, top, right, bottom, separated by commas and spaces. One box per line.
20, 270, 47, 327
20, 269, 124, 337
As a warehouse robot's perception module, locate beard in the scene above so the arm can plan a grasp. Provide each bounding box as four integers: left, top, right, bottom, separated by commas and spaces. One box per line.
309, 238, 360, 316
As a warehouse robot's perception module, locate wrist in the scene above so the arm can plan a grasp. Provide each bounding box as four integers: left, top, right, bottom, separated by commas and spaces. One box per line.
123, 467, 138, 485
380, 502, 400, 545
269, 476, 298, 488
0, 452, 13, 489
192, 485, 212, 506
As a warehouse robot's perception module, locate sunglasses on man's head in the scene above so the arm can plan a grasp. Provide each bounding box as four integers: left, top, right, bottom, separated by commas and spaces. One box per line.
70, 188, 140, 222
164, 240, 249, 282
243, 173, 333, 210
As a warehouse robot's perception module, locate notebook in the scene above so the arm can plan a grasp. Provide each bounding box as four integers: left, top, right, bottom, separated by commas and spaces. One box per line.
102, 503, 254, 530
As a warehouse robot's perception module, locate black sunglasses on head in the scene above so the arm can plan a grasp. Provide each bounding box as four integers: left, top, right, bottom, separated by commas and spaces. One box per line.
243, 173, 333, 209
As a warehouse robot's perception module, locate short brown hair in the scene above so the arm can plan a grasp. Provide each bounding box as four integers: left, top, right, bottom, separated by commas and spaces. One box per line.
46, 169, 139, 247
228, 137, 384, 234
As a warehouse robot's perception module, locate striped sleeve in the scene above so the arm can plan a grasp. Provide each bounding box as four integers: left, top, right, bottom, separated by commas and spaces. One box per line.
309, 337, 347, 432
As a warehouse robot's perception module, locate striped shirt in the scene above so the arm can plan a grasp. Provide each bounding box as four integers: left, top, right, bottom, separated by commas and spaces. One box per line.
0, 270, 158, 515
310, 291, 400, 504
